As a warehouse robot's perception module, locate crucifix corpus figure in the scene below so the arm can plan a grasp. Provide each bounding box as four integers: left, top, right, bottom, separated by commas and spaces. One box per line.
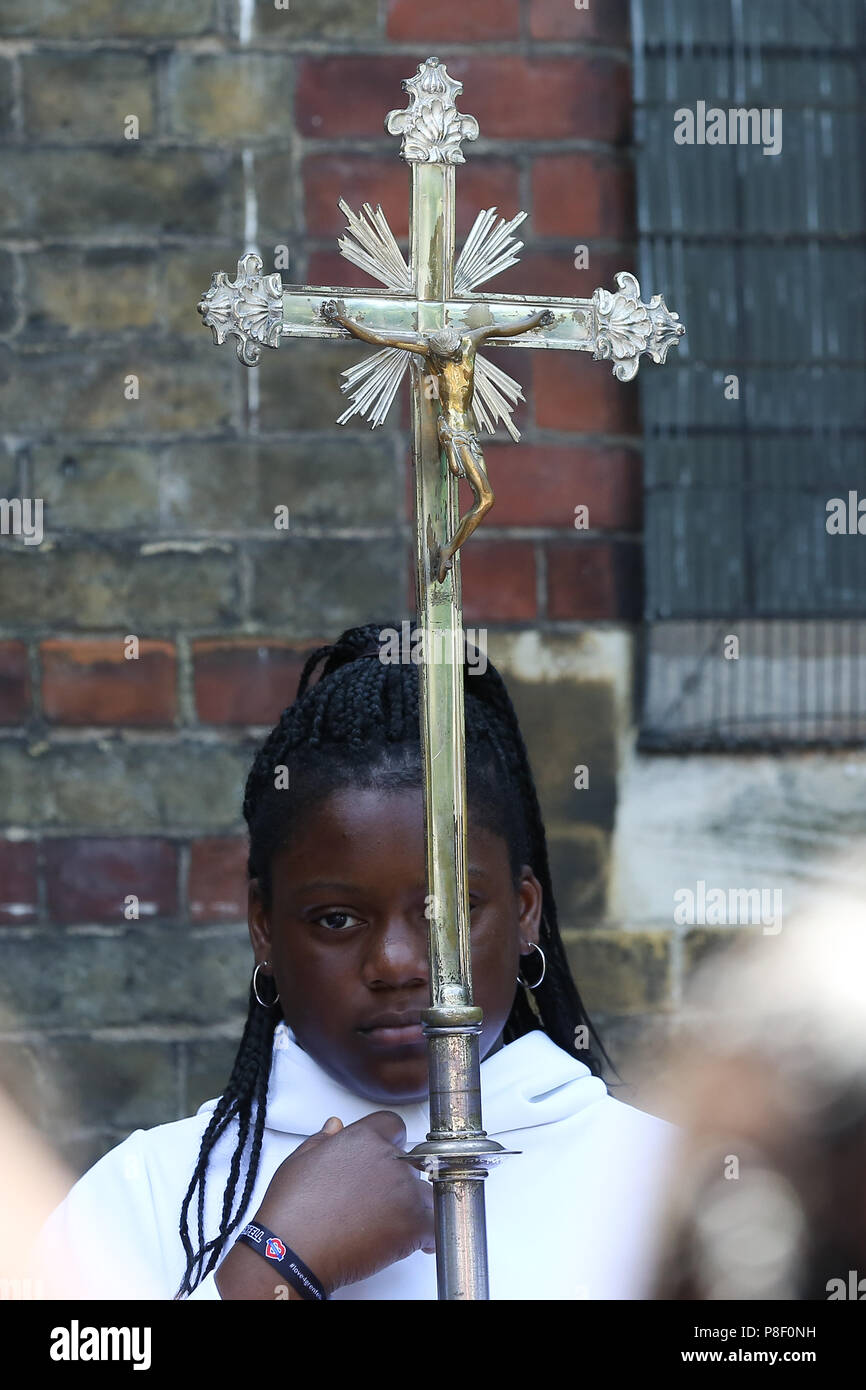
321, 298, 555, 579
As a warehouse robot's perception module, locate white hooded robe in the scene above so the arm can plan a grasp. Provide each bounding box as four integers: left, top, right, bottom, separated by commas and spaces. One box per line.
37, 1022, 678, 1300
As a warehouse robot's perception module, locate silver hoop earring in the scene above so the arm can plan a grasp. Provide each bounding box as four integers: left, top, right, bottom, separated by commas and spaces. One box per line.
516, 942, 546, 990
253, 960, 280, 1007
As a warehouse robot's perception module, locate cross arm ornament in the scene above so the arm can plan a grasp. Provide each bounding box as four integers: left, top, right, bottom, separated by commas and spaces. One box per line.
200, 255, 684, 383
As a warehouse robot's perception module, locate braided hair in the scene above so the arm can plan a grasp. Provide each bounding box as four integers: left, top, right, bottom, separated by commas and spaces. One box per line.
174, 620, 617, 1296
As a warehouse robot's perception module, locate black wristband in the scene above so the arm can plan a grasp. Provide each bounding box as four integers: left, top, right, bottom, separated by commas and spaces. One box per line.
237, 1222, 329, 1301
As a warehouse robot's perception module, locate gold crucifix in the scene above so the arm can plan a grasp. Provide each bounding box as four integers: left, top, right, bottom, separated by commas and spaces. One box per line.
197, 55, 685, 1301
198, 56, 683, 592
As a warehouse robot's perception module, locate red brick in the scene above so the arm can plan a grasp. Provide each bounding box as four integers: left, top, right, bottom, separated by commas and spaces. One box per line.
446, 57, 632, 144
546, 540, 641, 619
194, 640, 312, 725
404, 539, 536, 621
44, 838, 178, 924
530, 0, 631, 44
568, 249, 637, 301
490, 247, 633, 300
0, 641, 30, 723
532, 153, 634, 239
297, 57, 418, 137
387, 0, 520, 41
41, 640, 176, 726
189, 837, 249, 923
461, 542, 537, 622
304, 155, 519, 241
306, 250, 379, 292
405, 444, 639, 542
304, 156, 408, 238
533, 351, 639, 434
476, 248, 571, 299
298, 56, 631, 145
456, 162, 522, 235
0, 839, 38, 924
478, 444, 641, 529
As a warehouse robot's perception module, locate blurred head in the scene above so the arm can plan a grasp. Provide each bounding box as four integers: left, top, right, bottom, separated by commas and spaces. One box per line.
648, 885, 866, 1300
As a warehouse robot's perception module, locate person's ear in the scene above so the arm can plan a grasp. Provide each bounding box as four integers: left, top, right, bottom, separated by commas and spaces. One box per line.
247, 878, 272, 961
516, 865, 543, 951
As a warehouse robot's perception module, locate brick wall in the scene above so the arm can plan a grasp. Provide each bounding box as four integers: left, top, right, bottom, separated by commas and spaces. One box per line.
0, 0, 657, 1173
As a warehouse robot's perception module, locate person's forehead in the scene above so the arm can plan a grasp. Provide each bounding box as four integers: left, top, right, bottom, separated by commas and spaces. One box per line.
300, 785, 500, 835
277, 785, 508, 869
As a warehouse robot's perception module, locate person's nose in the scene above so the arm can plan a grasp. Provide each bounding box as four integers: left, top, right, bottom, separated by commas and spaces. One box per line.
362, 910, 428, 988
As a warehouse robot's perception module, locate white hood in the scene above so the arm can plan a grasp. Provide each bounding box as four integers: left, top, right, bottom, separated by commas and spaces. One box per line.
197, 1020, 610, 1146
40, 1019, 677, 1300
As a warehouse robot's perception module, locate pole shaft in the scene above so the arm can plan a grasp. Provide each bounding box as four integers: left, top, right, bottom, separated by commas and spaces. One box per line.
410, 160, 492, 1300
433, 1180, 490, 1300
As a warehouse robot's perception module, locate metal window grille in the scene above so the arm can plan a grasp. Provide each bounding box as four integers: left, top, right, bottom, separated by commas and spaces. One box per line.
631, 0, 866, 748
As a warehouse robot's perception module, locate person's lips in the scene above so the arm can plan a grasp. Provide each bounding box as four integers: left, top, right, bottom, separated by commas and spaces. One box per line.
358, 1011, 425, 1047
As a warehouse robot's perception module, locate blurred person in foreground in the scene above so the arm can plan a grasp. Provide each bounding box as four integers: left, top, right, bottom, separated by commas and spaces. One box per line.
0, 1086, 72, 1299
644, 870, 866, 1300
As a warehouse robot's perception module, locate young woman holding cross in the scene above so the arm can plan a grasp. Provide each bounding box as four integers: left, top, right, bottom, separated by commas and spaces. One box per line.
39, 623, 676, 1301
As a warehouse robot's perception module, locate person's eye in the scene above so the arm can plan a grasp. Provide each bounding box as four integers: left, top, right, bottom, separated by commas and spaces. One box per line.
315, 911, 362, 931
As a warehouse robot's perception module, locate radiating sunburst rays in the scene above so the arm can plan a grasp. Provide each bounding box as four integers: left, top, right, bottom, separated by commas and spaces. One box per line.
453, 207, 526, 293
334, 202, 528, 439
336, 346, 412, 429
471, 353, 524, 443
337, 199, 413, 291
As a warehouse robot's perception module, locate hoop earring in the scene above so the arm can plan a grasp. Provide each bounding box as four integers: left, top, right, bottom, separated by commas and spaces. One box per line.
516, 942, 546, 990
253, 960, 280, 1007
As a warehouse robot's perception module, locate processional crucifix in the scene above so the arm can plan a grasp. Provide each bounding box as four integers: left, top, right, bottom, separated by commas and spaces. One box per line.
198, 56, 684, 1301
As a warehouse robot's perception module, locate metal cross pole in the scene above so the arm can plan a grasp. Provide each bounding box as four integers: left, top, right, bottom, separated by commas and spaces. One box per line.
198, 55, 685, 1301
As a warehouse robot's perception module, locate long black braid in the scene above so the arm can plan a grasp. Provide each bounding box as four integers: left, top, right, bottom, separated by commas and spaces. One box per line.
174, 620, 618, 1297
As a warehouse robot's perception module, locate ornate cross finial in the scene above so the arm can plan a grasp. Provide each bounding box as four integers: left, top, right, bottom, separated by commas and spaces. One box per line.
593, 272, 685, 382
197, 252, 283, 366
385, 55, 479, 164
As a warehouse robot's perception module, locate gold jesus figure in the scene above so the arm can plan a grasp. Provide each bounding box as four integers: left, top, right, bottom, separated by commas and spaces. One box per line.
321, 298, 555, 582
